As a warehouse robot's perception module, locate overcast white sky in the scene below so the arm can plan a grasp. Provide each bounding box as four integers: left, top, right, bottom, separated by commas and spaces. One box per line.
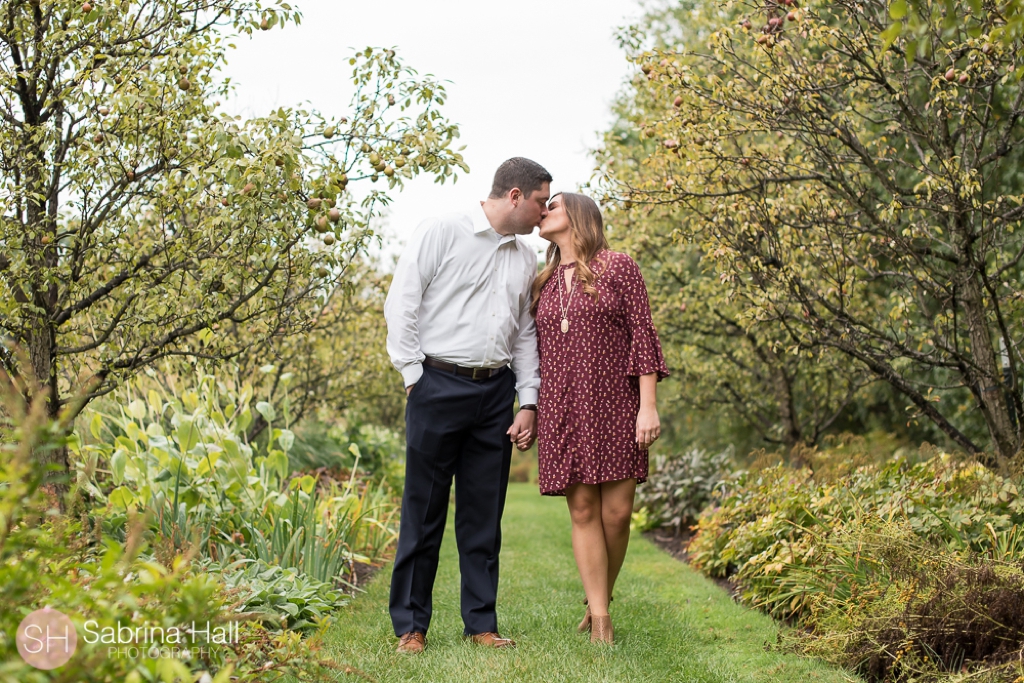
219, 0, 642, 262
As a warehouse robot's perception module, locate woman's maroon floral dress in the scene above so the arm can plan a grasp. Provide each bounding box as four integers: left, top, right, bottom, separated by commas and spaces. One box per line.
536, 250, 669, 496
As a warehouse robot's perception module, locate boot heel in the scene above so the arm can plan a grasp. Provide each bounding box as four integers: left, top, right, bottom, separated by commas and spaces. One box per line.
590, 614, 613, 645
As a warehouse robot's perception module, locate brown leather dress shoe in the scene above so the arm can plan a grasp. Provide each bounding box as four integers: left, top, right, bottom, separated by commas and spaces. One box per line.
465, 632, 517, 648
396, 631, 426, 654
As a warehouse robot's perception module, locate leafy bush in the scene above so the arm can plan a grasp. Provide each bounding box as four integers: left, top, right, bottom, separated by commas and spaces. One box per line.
73, 371, 399, 582
208, 558, 348, 631
687, 452, 1024, 681
0, 365, 339, 682
289, 421, 404, 481
633, 446, 734, 534
72, 372, 294, 517
227, 478, 397, 586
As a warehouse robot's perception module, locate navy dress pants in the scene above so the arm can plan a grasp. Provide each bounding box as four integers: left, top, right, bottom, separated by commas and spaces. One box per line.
389, 364, 516, 637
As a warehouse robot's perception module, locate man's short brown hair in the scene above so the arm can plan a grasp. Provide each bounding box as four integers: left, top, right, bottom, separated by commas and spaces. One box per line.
489, 157, 552, 199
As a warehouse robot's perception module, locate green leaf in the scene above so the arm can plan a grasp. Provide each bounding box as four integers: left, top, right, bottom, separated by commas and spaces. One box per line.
127, 399, 147, 420
266, 450, 289, 481
110, 449, 127, 485
287, 474, 315, 494
147, 389, 163, 418
890, 0, 907, 19
109, 486, 136, 511
175, 417, 200, 453
879, 22, 902, 52
237, 407, 252, 433
256, 401, 276, 423
90, 413, 104, 440
277, 428, 294, 452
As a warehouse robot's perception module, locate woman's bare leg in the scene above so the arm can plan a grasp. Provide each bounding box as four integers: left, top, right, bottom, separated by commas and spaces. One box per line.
565, 483, 610, 616
600, 478, 637, 600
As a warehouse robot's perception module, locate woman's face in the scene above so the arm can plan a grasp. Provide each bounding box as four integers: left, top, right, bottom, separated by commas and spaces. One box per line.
538, 195, 570, 242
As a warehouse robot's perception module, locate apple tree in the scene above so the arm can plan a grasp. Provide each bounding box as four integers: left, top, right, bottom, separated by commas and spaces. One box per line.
0, 0, 467, 486
600, 0, 1024, 469
597, 2, 878, 453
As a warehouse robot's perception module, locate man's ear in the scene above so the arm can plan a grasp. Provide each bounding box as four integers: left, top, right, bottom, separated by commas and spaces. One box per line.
509, 188, 522, 206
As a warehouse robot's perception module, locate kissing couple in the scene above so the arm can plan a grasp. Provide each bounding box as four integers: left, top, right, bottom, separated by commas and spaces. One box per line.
384, 157, 668, 653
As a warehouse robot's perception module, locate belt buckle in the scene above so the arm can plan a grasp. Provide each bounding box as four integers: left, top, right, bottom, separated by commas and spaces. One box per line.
471, 367, 488, 380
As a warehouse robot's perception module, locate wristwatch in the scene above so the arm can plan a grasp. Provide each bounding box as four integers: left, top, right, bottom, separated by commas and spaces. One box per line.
519, 404, 538, 412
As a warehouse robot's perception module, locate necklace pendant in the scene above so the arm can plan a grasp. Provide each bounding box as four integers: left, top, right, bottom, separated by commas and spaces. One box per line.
560, 318, 569, 333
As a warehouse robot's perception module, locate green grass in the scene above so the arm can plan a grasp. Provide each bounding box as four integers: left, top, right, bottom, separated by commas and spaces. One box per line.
316, 483, 860, 682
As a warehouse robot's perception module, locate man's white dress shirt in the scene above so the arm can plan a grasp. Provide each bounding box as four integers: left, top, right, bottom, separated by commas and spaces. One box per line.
384, 203, 540, 406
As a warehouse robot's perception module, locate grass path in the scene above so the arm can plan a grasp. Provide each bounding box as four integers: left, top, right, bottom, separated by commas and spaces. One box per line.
318, 483, 859, 683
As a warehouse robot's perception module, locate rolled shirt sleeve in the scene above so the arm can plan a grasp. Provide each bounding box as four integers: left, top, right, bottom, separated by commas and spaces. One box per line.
383, 219, 442, 388
510, 263, 540, 405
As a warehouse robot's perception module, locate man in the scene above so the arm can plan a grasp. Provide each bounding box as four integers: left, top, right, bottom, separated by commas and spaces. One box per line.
384, 157, 551, 654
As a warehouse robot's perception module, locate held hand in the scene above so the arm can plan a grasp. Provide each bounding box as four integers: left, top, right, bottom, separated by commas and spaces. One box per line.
507, 409, 537, 452
636, 406, 661, 450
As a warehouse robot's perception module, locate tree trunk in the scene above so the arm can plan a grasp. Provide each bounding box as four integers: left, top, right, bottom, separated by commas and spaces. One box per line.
772, 364, 802, 449
960, 273, 1020, 472
24, 142, 67, 499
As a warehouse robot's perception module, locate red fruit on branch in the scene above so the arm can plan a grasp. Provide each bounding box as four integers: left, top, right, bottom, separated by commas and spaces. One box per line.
673, 96, 683, 108
959, 72, 969, 84
945, 68, 955, 81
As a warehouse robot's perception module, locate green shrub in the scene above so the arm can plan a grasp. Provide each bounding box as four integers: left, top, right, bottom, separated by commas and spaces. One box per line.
634, 446, 734, 534
72, 371, 399, 582
687, 452, 1024, 681
72, 372, 293, 518
289, 420, 404, 481
208, 558, 348, 631
0, 367, 336, 682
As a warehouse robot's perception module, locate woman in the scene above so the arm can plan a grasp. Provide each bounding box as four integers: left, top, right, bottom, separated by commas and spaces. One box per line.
519, 192, 668, 645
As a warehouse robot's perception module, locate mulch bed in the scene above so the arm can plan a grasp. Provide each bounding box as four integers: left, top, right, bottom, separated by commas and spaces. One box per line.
643, 530, 739, 598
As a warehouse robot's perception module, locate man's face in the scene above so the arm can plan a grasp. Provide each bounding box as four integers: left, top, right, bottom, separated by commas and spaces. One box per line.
509, 182, 551, 234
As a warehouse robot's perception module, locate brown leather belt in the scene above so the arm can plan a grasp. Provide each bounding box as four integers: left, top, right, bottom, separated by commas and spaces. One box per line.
423, 356, 508, 381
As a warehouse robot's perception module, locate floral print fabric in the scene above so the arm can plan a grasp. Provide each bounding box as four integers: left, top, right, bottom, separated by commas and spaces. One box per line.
536, 250, 669, 496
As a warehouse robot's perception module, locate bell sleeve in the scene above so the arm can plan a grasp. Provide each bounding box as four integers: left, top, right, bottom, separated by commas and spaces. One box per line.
615, 253, 670, 380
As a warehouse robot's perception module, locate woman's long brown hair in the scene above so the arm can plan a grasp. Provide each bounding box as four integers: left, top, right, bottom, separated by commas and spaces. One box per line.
530, 192, 609, 317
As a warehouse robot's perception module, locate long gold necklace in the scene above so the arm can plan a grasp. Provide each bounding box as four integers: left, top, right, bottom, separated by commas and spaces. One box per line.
557, 265, 576, 334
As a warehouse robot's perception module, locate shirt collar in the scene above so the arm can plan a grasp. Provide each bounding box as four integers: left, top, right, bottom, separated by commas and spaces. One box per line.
474, 203, 519, 248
